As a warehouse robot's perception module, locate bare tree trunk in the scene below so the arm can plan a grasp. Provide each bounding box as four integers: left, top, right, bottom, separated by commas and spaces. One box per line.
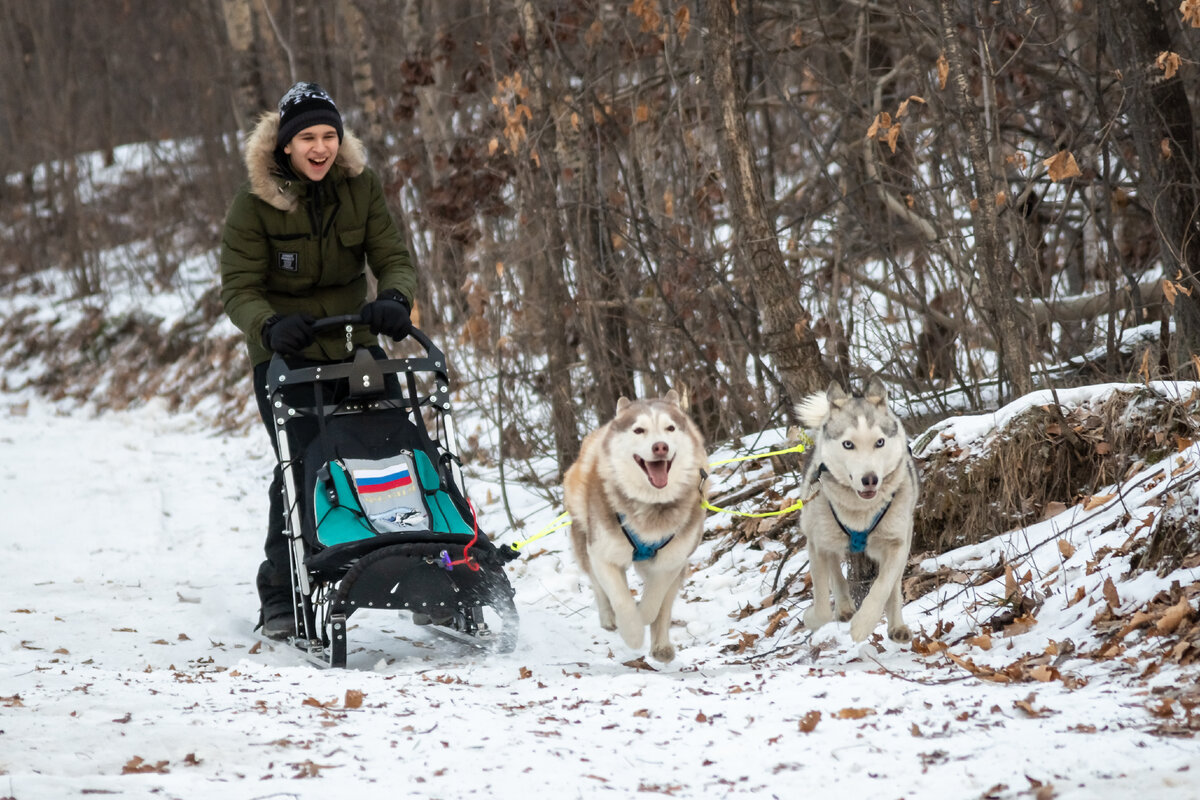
338, 0, 386, 162
1101, 0, 1200, 378
570, 120, 636, 422
938, 0, 1034, 398
700, 0, 830, 405
219, 0, 267, 131
516, 0, 579, 470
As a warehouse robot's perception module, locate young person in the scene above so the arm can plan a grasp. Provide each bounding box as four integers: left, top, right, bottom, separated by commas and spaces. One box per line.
219, 82, 418, 639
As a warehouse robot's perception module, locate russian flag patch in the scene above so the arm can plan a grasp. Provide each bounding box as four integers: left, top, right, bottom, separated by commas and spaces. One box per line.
352, 464, 413, 494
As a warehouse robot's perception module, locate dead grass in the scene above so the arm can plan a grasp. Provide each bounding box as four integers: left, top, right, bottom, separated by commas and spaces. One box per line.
913, 386, 1200, 560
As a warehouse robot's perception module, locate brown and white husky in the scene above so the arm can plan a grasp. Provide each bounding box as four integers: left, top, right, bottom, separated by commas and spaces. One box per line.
563, 391, 708, 662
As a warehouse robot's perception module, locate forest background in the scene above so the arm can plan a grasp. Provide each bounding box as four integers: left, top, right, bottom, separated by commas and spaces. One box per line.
4, 0, 1200, 472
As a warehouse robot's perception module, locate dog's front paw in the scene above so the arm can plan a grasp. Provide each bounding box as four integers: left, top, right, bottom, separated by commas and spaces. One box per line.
835, 605, 855, 623
615, 613, 645, 649
849, 613, 878, 642
888, 624, 913, 643
650, 641, 676, 663
803, 606, 831, 631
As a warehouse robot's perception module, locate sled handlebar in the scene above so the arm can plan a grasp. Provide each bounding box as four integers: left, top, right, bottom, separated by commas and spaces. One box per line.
311, 314, 437, 354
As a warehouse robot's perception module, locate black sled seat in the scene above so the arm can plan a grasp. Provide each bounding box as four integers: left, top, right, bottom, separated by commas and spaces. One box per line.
266, 320, 518, 667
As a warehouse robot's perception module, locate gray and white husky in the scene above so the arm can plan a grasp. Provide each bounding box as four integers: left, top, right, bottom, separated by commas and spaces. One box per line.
563, 391, 709, 663
796, 377, 918, 643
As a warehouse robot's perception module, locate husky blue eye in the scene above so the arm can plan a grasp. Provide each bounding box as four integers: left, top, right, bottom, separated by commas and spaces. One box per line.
875, 438, 886, 448
842, 440, 854, 450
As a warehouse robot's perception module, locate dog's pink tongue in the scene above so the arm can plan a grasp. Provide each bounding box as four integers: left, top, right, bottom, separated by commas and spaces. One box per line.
644, 460, 670, 489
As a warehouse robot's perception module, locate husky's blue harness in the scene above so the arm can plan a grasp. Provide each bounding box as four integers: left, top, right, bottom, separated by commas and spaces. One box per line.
813, 462, 894, 554
828, 497, 893, 553
616, 513, 674, 561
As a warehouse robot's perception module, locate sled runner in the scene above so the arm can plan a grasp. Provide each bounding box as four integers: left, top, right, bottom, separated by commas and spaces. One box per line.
265, 317, 518, 667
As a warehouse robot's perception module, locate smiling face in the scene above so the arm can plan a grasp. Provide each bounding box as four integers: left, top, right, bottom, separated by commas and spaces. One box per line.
602, 395, 706, 504
283, 124, 340, 181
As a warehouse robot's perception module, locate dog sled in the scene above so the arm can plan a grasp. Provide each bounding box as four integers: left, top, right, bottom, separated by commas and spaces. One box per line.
265, 317, 518, 667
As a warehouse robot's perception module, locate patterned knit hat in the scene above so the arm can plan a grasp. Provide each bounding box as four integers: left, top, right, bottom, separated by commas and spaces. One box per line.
276, 82, 344, 148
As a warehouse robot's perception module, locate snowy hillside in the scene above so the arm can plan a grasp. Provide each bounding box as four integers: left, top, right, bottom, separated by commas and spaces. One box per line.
2, 378, 1198, 799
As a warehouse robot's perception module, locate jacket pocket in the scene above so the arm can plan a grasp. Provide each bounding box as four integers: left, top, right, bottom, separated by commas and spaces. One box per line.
339, 226, 366, 263
267, 234, 315, 293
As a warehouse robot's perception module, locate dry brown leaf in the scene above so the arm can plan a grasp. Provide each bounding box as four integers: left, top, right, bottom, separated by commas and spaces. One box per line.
967, 634, 993, 651
291, 759, 336, 779
1028, 665, 1059, 683
344, 690, 364, 710
1042, 501, 1068, 521
1148, 698, 1175, 719
886, 123, 901, 153
1164, 278, 1180, 306
1157, 51, 1182, 80
798, 710, 821, 732
764, 607, 789, 637
623, 657, 658, 671
1156, 596, 1193, 634
936, 52, 949, 89
122, 756, 169, 774
1184, 0, 1200, 28
1058, 539, 1076, 560
1044, 150, 1082, 182
518, 666, 533, 680
302, 697, 335, 709
1005, 565, 1019, 600
833, 707, 875, 720
1014, 694, 1052, 717
1102, 577, 1120, 611
1083, 493, 1115, 511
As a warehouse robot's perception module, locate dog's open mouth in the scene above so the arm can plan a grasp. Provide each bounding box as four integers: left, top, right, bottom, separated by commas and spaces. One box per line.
634, 455, 672, 489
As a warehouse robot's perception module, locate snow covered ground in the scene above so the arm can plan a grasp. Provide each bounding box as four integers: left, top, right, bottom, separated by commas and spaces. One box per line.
2, 386, 1199, 800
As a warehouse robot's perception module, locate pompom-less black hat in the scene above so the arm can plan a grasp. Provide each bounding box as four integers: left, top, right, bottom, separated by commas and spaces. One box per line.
276, 82, 344, 148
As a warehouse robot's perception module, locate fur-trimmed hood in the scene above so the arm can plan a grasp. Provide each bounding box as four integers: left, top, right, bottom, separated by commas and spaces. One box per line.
244, 111, 368, 212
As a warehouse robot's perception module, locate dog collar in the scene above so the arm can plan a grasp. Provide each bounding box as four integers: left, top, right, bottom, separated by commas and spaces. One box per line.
616, 513, 674, 561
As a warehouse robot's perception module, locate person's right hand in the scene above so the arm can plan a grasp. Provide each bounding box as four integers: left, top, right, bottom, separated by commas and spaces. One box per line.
262, 313, 316, 355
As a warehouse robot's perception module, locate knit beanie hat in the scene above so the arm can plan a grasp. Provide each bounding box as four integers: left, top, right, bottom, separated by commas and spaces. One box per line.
276, 82, 344, 149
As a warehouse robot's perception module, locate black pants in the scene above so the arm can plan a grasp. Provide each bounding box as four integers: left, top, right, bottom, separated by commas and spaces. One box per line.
250, 346, 397, 606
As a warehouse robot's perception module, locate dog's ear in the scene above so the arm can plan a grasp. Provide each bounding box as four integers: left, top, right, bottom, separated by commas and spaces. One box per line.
827, 381, 849, 408
616, 396, 631, 412
864, 376, 888, 405
662, 389, 681, 406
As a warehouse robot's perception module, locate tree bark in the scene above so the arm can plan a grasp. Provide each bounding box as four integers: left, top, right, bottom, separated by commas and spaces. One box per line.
1100, 0, 1200, 378
219, 0, 267, 133
516, 0, 579, 471
938, 0, 1034, 398
700, 0, 830, 404
338, 0, 386, 163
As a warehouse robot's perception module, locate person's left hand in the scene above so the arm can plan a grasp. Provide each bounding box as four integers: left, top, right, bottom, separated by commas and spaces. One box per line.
360, 290, 413, 341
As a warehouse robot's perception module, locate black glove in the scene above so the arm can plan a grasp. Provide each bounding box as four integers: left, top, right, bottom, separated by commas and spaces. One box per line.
360, 290, 413, 341
262, 313, 316, 356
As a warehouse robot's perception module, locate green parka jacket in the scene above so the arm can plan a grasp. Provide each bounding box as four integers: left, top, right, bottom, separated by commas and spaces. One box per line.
220, 112, 417, 366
